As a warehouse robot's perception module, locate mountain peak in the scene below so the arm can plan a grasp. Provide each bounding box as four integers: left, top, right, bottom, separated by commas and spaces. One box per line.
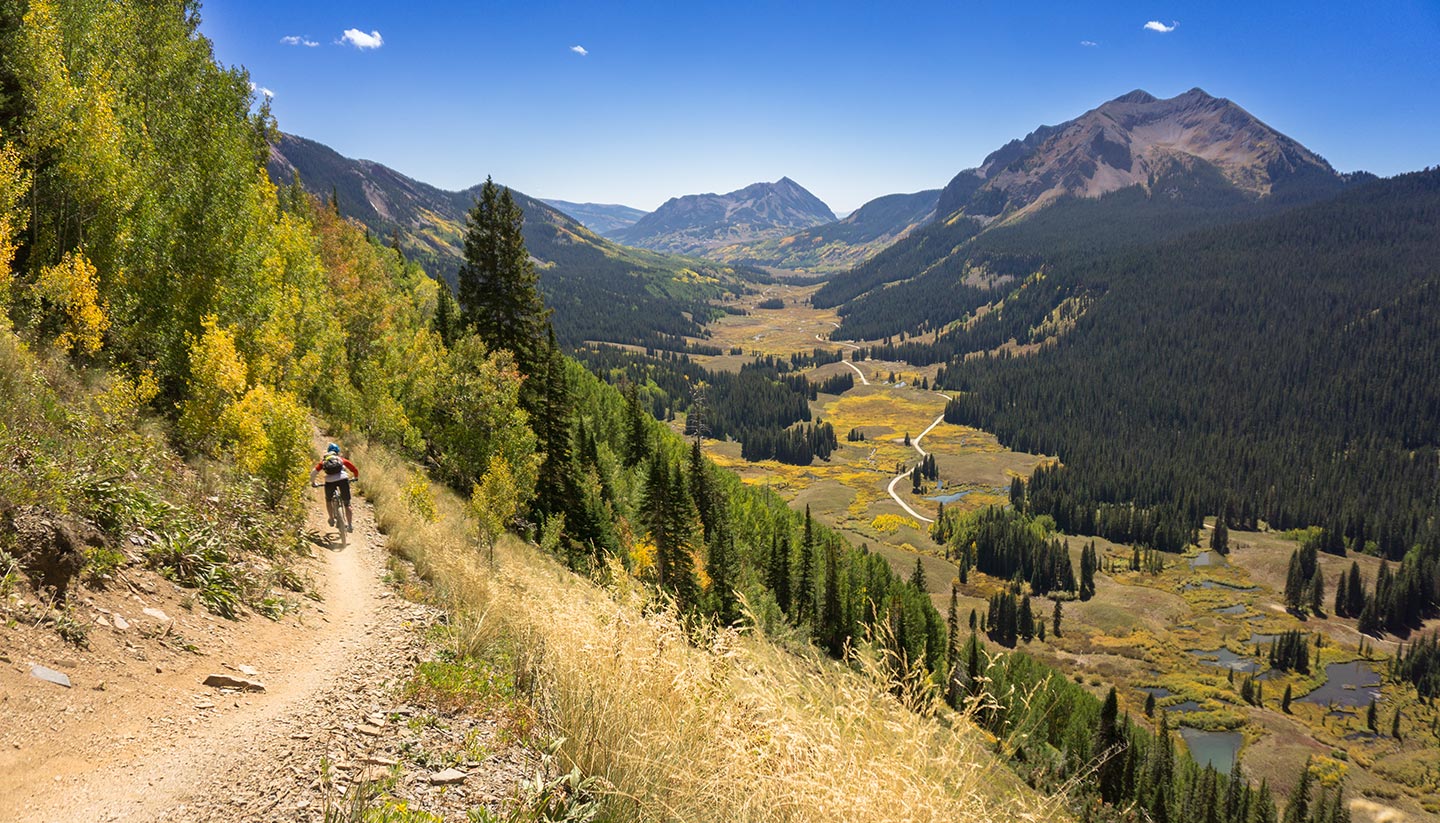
616, 178, 834, 255
1113, 89, 1158, 105
942, 88, 1340, 221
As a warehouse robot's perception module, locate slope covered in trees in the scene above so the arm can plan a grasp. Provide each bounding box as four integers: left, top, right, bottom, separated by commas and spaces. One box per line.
940, 170, 1440, 568
267, 133, 768, 348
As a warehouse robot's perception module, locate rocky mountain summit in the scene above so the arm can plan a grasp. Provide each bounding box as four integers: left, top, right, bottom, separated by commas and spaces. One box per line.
936, 88, 1343, 222
615, 177, 836, 256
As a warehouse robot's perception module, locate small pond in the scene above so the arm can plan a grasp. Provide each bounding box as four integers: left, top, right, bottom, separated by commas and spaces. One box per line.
1191, 551, 1226, 568
1166, 700, 1204, 713
1188, 648, 1260, 673
927, 490, 972, 504
1300, 661, 1382, 708
1249, 633, 1281, 646
1137, 686, 1173, 698
1179, 728, 1242, 774
1214, 604, 1247, 615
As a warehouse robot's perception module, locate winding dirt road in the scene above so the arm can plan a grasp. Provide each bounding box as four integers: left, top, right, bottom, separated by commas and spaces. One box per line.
885, 398, 950, 525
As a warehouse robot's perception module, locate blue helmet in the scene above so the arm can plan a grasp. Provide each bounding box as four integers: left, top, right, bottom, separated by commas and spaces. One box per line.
326, 443, 340, 454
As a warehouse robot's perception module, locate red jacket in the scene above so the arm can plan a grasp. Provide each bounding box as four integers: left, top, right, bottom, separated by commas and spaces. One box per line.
313, 456, 359, 481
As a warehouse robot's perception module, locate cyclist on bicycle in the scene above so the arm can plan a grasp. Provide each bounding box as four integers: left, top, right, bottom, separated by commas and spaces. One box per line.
311, 443, 359, 532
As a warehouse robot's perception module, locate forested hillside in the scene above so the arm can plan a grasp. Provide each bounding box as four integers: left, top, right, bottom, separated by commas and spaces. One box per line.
267, 133, 765, 348
938, 169, 1440, 604
815, 89, 1366, 341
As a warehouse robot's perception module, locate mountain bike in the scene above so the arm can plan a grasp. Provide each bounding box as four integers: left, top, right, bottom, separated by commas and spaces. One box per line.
313, 481, 349, 546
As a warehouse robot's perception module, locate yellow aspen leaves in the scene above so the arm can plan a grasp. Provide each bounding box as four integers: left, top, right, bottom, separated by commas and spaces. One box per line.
470, 454, 519, 563
34, 251, 109, 354
0, 141, 29, 306
178, 315, 249, 451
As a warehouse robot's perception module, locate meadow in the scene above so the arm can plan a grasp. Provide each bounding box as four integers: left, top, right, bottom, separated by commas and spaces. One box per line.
686, 285, 1440, 822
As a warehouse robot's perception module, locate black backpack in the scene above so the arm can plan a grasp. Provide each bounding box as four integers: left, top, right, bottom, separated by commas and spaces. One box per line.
322, 454, 344, 475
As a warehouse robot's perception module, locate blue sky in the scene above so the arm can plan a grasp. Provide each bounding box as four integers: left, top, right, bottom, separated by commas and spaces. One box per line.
202, 1, 1440, 214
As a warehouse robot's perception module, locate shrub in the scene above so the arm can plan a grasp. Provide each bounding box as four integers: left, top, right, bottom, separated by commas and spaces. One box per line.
219, 384, 310, 514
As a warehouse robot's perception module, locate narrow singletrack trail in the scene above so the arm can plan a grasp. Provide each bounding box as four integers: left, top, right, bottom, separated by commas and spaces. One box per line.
0, 457, 430, 822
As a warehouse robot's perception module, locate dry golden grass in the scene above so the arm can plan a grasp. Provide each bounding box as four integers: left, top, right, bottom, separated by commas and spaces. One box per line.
352, 440, 1064, 823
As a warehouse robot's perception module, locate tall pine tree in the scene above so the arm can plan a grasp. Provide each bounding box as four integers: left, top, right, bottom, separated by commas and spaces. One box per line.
455, 178, 549, 372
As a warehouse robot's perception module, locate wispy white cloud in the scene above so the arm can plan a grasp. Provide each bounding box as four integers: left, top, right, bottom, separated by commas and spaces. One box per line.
340, 28, 384, 49
1080, 40, 1099, 47
1143, 20, 1178, 33
570, 45, 589, 56
280, 35, 318, 47
249, 81, 275, 99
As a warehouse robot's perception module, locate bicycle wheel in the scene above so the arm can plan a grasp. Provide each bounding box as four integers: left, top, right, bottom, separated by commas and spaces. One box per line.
334, 493, 349, 546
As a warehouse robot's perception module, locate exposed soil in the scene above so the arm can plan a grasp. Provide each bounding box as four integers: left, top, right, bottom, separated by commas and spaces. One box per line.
0, 467, 531, 821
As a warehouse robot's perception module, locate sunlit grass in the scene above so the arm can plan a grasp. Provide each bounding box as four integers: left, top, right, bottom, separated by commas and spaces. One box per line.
353, 439, 1064, 823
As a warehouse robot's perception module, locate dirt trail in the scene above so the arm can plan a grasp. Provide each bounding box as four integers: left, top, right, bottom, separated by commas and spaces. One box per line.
0, 468, 430, 821
883, 393, 952, 525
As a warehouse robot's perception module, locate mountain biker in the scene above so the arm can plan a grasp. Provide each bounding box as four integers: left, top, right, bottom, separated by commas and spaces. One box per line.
311, 443, 359, 532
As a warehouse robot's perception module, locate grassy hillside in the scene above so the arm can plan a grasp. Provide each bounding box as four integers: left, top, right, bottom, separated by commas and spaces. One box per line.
357, 438, 1061, 822
540, 198, 647, 237
268, 133, 766, 348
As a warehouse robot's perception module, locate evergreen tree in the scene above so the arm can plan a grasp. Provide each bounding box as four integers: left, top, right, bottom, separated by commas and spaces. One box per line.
1390, 707, 1402, 740
821, 538, 845, 656
1283, 550, 1307, 612
768, 531, 792, 615
621, 383, 650, 468
910, 557, 927, 592
707, 528, 740, 625
1052, 598, 1063, 638
532, 329, 575, 526
1253, 780, 1277, 823
1345, 561, 1366, 618
1282, 683, 1293, 713
1095, 687, 1126, 803
1211, 515, 1230, 555
1009, 475, 1025, 511
1019, 595, 1035, 642
963, 631, 983, 696
1366, 699, 1378, 733
795, 505, 817, 625
1144, 691, 1156, 717
1308, 566, 1325, 616
1079, 542, 1097, 601
642, 457, 699, 610
456, 178, 549, 372
946, 585, 961, 665
689, 439, 720, 544
1281, 757, 1312, 823
433, 278, 459, 347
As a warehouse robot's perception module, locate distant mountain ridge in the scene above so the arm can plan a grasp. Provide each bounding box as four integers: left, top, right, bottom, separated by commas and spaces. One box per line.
266, 133, 762, 348
540, 199, 648, 237
709, 189, 940, 272
615, 177, 836, 256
